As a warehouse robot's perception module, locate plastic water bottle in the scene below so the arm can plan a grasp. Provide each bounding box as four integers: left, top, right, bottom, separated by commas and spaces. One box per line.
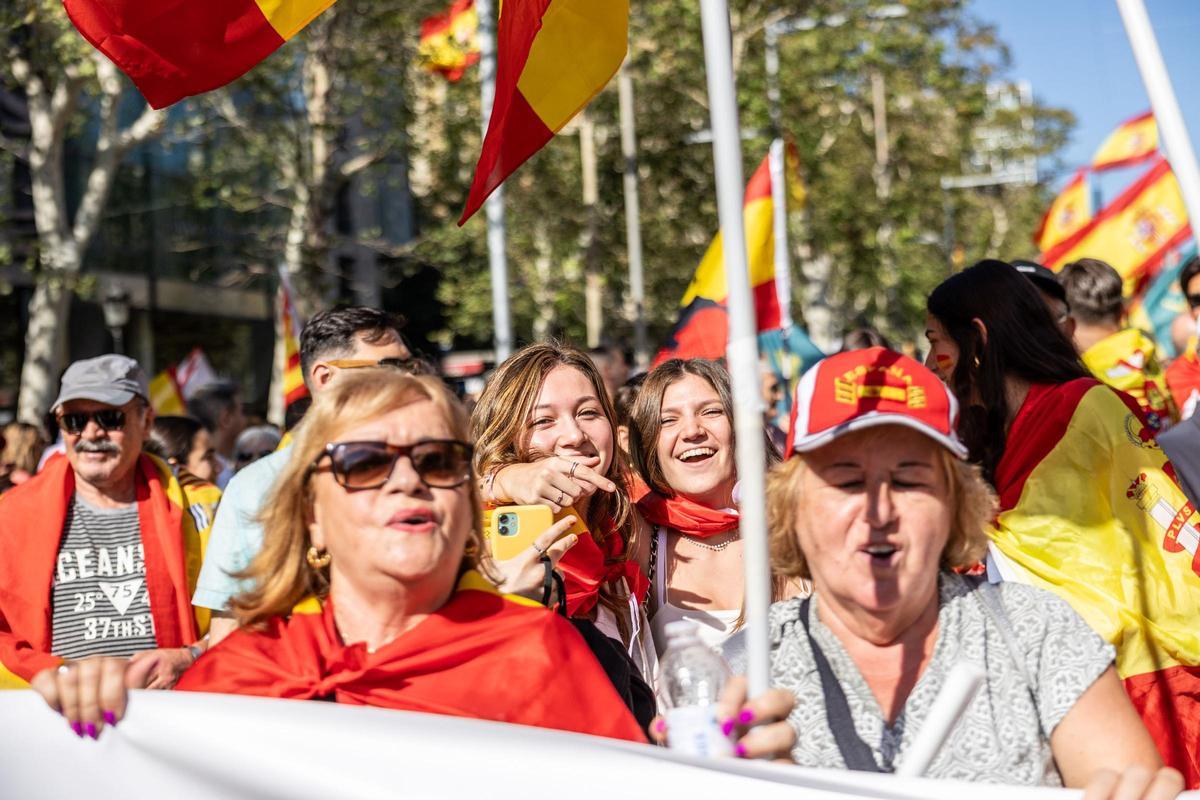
659, 620, 734, 758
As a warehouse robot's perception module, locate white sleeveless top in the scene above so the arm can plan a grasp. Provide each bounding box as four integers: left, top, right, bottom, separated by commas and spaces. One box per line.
649, 527, 741, 658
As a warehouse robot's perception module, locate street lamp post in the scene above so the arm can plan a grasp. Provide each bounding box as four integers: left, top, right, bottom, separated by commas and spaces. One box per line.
101, 287, 131, 356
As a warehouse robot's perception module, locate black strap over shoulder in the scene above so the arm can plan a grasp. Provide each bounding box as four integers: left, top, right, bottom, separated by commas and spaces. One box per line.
798, 598, 890, 773
539, 555, 567, 616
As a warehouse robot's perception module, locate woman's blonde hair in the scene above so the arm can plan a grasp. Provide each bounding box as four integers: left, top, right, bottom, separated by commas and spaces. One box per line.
767, 436, 994, 581
471, 342, 634, 624
230, 370, 486, 629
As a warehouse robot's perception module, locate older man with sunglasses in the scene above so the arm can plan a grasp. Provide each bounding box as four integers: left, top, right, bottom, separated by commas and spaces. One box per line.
0, 356, 211, 709
193, 306, 413, 645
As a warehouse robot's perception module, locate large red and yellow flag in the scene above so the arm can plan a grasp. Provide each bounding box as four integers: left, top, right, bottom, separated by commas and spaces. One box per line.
1033, 169, 1092, 252
459, 1, 628, 224
1042, 158, 1192, 293
63, 0, 337, 109
990, 379, 1200, 785
654, 153, 782, 364
419, 0, 480, 82
278, 273, 308, 409
1092, 111, 1159, 172
1079, 328, 1176, 432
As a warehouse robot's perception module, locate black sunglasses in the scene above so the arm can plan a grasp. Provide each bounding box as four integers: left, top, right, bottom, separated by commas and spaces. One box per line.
58, 409, 126, 435
1186, 293, 1200, 310
310, 439, 473, 490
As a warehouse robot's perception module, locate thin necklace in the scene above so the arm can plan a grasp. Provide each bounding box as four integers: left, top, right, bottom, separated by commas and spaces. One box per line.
681, 531, 741, 552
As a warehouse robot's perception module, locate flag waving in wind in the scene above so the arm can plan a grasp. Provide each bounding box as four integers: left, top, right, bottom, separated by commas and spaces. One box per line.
64, 0, 338, 109
278, 272, 308, 410
1033, 169, 1092, 252
419, 0, 480, 82
1092, 111, 1159, 172
459, 1, 628, 224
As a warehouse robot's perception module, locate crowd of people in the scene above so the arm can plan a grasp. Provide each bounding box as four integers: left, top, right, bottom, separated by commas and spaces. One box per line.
2, 255, 1200, 798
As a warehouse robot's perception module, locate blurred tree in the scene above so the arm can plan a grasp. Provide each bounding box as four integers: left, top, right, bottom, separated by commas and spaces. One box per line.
1, 1, 166, 421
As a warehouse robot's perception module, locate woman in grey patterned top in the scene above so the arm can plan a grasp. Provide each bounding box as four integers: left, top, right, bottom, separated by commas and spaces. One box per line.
764, 347, 1181, 798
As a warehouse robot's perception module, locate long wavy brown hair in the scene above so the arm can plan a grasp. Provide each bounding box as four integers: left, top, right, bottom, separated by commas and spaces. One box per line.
471, 342, 635, 621
230, 370, 488, 629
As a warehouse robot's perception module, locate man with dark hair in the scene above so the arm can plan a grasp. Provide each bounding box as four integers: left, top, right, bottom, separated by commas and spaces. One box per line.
0, 355, 211, 690
1060, 258, 1175, 431
1012, 259, 1075, 340
186, 381, 246, 488
194, 306, 410, 643
587, 344, 630, 401
1166, 255, 1200, 419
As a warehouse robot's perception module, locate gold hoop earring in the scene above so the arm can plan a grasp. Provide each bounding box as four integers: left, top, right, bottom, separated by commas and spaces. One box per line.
306, 546, 331, 569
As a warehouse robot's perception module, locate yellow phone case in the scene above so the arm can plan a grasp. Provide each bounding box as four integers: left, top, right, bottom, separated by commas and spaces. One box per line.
483, 505, 587, 561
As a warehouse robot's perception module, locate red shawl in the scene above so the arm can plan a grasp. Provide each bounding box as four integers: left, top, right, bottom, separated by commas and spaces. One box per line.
637, 491, 740, 538
176, 575, 646, 742
556, 517, 649, 618
0, 454, 200, 681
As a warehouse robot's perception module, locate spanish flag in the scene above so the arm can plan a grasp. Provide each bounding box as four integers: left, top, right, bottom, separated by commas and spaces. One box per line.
419, 0, 480, 82
990, 379, 1200, 784
459, 1, 628, 224
149, 368, 187, 415
1080, 328, 1176, 432
1092, 111, 1159, 172
1033, 170, 1091, 252
63, 0, 337, 109
1042, 158, 1192, 293
278, 273, 308, 408
655, 152, 782, 364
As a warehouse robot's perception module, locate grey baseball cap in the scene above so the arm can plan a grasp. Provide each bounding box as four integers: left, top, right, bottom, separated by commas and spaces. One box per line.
52, 354, 150, 411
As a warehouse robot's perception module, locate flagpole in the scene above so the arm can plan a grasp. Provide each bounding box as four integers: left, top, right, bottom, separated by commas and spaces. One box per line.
1115, 0, 1200, 233
619, 57, 649, 370
476, 0, 513, 362
764, 25, 793, 332
699, 0, 772, 698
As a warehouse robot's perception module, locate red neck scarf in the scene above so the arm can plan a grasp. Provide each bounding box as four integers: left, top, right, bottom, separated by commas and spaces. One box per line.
637, 491, 740, 538
176, 575, 645, 742
556, 516, 649, 618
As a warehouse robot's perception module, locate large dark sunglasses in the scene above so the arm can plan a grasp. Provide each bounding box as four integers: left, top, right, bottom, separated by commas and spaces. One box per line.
310, 440, 473, 490
1186, 293, 1200, 310
58, 409, 126, 435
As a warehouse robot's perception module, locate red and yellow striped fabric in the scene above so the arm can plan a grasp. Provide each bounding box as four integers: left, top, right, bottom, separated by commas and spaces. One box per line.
278, 274, 308, 409
990, 379, 1200, 785
1080, 328, 1176, 432
459, 0, 628, 224
1033, 169, 1091, 252
1042, 158, 1192, 295
63, 0, 337, 109
419, 0, 480, 82
654, 151, 782, 364
1092, 111, 1159, 172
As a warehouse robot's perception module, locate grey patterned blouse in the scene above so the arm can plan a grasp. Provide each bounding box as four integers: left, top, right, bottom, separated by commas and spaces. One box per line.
766, 572, 1115, 785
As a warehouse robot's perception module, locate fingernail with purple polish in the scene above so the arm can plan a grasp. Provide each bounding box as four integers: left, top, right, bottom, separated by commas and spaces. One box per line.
738, 709, 755, 725
735, 743, 749, 758
720, 718, 735, 737
71, 721, 83, 738
103, 710, 117, 726
85, 722, 97, 740
653, 718, 666, 734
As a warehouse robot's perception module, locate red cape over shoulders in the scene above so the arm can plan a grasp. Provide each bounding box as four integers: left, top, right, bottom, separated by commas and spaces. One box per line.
177, 582, 646, 743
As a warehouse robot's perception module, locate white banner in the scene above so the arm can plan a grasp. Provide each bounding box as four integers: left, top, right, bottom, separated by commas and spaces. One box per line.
0, 690, 1193, 800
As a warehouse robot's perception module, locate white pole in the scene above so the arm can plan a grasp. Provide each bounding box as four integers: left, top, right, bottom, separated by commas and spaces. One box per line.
895, 662, 985, 777
699, 0, 772, 698
768, 138, 793, 330
1115, 0, 1200, 232
619, 58, 650, 370
476, 0, 513, 362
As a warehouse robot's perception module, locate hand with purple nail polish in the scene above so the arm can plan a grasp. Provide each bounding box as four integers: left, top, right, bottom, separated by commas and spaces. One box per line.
715, 676, 798, 763
30, 656, 134, 739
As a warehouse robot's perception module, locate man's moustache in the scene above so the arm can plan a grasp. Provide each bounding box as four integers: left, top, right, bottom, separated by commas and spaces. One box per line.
74, 440, 120, 454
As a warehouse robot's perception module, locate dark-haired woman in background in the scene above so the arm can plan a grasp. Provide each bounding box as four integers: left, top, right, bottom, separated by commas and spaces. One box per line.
925, 259, 1200, 783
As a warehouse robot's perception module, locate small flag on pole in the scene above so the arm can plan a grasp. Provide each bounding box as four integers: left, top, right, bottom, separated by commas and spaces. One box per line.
1091, 111, 1159, 172
1033, 169, 1092, 252
149, 369, 187, 415
63, 0, 338, 109
419, 0, 480, 82
459, 0, 629, 224
278, 272, 309, 409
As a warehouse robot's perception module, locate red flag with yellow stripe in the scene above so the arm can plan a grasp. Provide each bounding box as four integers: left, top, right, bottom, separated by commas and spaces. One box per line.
459, 0, 628, 224
1041, 158, 1192, 293
1092, 111, 1159, 172
63, 0, 337, 109
278, 273, 308, 409
654, 152, 781, 364
419, 0, 480, 82
1033, 169, 1091, 252
990, 379, 1200, 785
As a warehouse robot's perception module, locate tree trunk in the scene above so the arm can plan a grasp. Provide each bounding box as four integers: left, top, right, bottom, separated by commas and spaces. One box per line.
531, 220, 556, 342
17, 278, 71, 422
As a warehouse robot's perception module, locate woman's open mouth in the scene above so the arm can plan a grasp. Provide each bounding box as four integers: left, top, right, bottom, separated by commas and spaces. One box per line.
676, 447, 716, 465
860, 542, 899, 567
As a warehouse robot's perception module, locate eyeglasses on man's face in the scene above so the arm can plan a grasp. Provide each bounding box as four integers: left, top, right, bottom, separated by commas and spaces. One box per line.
57, 409, 127, 436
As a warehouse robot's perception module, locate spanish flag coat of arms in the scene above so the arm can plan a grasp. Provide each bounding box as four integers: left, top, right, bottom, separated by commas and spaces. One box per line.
989, 379, 1200, 784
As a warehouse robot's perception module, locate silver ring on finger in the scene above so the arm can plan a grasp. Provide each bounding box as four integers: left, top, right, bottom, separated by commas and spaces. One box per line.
532, 541, 548, 556
557, 489, 566, 506
568, 461, 579, 479
57, 663, 71, 675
